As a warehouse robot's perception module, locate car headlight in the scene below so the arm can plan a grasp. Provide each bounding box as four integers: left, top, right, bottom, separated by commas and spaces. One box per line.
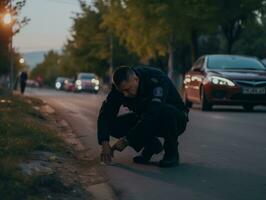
76, 80, 82, 85
208, 76, 235, 87
55, 82, 61, 89
91, 78, 100, 85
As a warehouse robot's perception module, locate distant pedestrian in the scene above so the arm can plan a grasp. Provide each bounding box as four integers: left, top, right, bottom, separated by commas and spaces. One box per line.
19, 71, 28, 94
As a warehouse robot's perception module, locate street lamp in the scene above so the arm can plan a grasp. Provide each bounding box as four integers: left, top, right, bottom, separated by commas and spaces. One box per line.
19, 58, 25, 64
3, 13, 12, 25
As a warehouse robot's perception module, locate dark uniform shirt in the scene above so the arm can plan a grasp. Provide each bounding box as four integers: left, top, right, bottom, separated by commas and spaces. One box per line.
20, 72, 28, 82
97, 67, 188, 145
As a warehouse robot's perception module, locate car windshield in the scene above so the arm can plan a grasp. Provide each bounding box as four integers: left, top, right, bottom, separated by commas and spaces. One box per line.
79, 74, 95, 80
56, 77, 66, 82
207, 55, 266, 70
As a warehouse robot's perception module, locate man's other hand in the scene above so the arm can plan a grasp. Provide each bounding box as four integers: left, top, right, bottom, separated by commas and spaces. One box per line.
100, 141, 113, 164
111, 138, 128, 152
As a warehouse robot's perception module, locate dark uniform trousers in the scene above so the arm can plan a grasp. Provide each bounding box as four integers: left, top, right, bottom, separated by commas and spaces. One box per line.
20, 81, 26, 94
108, 104, 188, 157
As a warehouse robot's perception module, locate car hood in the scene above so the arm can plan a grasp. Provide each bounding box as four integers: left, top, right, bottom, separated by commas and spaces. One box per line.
81, 80, 92, 83
208, 69, 266, 81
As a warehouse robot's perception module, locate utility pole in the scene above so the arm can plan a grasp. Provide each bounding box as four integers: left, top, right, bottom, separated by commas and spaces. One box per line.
2, 0, 13, 93
9, 0, 14, 92
109, 34, 114, 83
9, 30, 13, 92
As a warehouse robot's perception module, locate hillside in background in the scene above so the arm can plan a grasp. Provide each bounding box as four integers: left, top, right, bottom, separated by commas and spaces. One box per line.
22, 51, 46, 70
23, 49, 62, 70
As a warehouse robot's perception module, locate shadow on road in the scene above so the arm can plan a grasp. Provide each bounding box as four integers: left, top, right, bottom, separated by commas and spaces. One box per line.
111, 162, 266, 200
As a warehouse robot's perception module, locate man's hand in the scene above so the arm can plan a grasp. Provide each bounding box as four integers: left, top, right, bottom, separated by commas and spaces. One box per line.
111, 138, 128, 152
100, 141, 113, 164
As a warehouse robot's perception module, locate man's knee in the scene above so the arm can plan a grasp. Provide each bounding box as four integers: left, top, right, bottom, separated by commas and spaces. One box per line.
159, 104, 187, 135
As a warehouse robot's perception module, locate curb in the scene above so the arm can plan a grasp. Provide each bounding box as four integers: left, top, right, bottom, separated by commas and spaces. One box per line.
38, 99, 118, 200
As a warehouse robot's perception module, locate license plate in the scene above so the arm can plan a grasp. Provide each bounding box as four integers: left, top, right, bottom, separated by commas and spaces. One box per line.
242, 87, 266, 94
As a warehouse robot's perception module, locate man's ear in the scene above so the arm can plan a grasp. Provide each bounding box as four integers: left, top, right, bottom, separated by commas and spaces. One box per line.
134, 75, 139, 82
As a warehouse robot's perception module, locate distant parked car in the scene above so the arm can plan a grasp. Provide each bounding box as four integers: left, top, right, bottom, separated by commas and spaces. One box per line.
26, 79, 39, 88
63, 78, 75, 92
75, 73, 100, 93
183, 54, 266, 111
55, 77, 68, 90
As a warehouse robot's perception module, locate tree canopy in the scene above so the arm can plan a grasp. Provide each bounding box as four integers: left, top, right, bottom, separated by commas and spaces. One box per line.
0, 0, 29, 75
34, 0, 266, 87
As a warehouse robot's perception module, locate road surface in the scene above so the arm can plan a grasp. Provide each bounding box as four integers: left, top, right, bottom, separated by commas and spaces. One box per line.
27, 88, 266, 200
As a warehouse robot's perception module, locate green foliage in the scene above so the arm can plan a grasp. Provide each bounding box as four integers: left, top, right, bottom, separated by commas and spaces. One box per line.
100, 0, 219, 80
36, 0, 266, 85
30, 50, 61, 86
0, 0, 29, 75
62, 6, 110, 76
59, 2, 139, 79
234, 17, 266, 58
215, 0, 265, 53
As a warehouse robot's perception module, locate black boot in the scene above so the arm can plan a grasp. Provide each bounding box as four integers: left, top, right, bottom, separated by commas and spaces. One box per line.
159, 141, 179, 168
133, 138, 163, 164
159, 152, 179, 168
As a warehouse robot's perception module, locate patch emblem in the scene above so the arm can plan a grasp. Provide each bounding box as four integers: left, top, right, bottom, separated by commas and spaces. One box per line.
153, 87, 163, 97
150, 78, 159, 84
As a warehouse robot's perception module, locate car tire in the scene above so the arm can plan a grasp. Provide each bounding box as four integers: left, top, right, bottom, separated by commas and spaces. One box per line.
200, 88, 212, 111
243, 104, 254, 112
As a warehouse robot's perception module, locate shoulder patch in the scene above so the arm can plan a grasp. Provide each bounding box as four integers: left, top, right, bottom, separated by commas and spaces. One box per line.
153, 87, 163, 97
150, 78, 159, 84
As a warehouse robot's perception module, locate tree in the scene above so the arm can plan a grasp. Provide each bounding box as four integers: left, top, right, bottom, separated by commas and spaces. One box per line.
100, 0, 218, 86
60, 1, 139, 80
31, 50, 61, 86
216, 0, 265, 54
0, 0, 29, 75
234, 16, 266, 58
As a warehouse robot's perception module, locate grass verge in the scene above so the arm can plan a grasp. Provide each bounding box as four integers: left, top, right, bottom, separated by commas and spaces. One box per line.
0, 94, 65, 199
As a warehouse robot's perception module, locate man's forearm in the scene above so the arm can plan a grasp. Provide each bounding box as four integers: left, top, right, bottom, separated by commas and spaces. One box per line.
102, 141, 110, 146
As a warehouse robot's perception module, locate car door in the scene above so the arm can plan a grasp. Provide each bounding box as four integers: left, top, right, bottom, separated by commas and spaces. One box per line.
190, 57, 205, 102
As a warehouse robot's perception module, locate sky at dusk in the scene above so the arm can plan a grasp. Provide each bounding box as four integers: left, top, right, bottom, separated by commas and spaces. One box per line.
13, 0, 90, 53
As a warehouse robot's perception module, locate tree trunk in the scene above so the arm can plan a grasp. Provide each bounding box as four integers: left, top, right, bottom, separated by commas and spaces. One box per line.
190, 30, 198, 63
222, 20, 242, 54
168, 43, 174, 82
227, 39, 233, 54
168, 35, 183, 92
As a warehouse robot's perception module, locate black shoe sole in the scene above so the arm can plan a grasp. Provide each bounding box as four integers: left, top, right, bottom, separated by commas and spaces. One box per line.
159, 160, 179, 168
133, 156, 150, 164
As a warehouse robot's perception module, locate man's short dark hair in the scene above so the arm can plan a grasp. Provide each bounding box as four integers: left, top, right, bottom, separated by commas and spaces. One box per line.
113, 66, 136, 87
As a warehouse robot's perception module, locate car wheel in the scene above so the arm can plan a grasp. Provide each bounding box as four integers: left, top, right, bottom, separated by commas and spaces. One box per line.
243, 104, 254, 112
200, 87, 212, 111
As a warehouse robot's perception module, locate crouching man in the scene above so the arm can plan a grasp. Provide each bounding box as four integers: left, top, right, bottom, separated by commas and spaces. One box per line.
97, 66, 189, 168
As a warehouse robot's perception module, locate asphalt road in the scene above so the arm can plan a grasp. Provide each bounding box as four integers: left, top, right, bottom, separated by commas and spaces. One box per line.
27, 88, 266, 200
